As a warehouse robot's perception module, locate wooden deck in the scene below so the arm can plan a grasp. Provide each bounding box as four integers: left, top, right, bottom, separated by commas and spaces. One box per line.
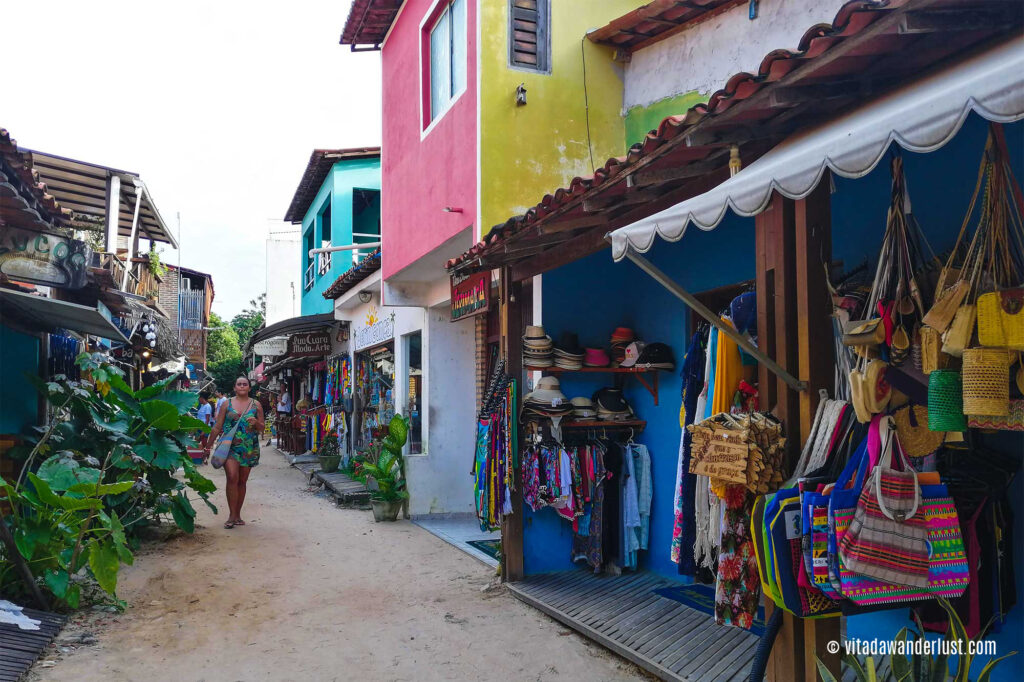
314, 471, 370, 507
0, 608, 66, 681
506, 571, 758, 682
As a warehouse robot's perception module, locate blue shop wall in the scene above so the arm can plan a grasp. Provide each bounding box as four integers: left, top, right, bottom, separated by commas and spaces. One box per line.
531, 211, 757, 578
0, 325, 40, 435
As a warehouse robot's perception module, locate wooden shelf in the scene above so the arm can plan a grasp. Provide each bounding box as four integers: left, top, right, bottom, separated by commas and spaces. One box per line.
524, 366, 661, 406
561, 420, 646, 430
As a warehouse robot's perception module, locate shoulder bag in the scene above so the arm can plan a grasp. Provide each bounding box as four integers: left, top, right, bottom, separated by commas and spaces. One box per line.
211, 399, 253, 470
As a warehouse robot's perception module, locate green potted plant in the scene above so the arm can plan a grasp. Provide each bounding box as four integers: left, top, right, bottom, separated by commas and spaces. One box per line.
317, 433, 341, 473
361, 415, 409, 522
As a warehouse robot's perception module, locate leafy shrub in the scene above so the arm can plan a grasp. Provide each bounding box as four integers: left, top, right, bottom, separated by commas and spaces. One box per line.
0, 353, 216, 609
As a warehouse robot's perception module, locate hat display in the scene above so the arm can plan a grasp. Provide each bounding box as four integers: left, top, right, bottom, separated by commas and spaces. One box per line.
593, 387, 634, 421
584, 347, 610, 367
570, 396, 597, 420
620, 341, 647, 368
609, 327, 635, 365
522, 376, 573, 419
634, 342, 676, 371
523, 325, 554, 367
553, 332, 585, 370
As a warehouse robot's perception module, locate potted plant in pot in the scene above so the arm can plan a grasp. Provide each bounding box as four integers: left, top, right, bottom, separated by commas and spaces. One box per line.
361, 415, 409, 522
317, 433, 341, 473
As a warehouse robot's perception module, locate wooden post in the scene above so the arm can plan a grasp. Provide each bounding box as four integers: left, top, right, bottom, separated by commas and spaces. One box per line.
499, 266, 525, 581
795, 179, 841, 681
757, 186, 840, 682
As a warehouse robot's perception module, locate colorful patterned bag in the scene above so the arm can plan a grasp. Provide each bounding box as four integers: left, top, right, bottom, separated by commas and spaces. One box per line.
828, 418, 969, 607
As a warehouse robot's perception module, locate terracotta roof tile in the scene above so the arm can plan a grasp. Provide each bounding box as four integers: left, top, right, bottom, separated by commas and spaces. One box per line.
322, 248, 382, 299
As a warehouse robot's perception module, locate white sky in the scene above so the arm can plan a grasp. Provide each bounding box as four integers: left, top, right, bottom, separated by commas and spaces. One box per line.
4, 0, 382, 319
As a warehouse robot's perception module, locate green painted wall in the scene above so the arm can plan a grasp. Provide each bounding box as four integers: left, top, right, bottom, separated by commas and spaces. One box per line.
624, 90, 707, 147
0, 325, 40, 435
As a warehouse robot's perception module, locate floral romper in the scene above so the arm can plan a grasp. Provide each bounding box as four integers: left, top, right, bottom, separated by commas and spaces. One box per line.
223, 401, 261, 467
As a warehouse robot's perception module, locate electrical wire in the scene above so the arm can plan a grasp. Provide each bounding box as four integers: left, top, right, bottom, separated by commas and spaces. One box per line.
581, 36, 595, 174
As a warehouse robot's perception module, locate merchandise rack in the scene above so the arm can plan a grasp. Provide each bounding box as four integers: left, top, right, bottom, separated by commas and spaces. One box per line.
523, 366, 661, 405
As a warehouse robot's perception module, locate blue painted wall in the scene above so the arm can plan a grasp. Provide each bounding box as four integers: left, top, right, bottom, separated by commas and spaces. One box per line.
535, 114, 1022, 680
0, 326, 40, 435
299, 157, 381, 316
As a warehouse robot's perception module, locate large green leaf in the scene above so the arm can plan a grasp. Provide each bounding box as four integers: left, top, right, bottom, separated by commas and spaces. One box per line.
388, 415, 408, 446
147, 467, 178, 493
976, 653, 1018, 682
14, 520, 51, 559
179, 414, 210, 432
170, 493, 196, 533
27, 473, 101, 511
135, 374, 179, 400
67, 480, 135, 496
88, 538, 120, 594
159, 390, 199, 415
140, 400, 180, 430
87, 406, 132, 433
148, 433, 184, 469
44, 569, 69, 599
37, 454, 101, 492
132, 443, 157, 465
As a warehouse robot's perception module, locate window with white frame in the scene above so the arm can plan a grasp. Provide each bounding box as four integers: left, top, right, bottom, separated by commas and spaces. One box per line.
428, 0, 467, 124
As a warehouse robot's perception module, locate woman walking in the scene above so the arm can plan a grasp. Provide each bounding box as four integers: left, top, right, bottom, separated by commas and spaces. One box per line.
206, 377, 265, 529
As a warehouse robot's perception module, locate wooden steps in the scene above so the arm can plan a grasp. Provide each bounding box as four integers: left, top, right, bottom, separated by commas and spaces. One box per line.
314, 471, 370, 508
0, 607, 66, 681
506, 570, 758, 682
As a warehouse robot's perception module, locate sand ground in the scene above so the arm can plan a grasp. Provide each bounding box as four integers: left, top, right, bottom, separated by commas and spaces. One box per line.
29, 445, 648, 682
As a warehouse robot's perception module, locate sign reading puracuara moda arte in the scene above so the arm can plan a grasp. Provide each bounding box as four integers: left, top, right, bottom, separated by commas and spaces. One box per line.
354, 310, 395, 351
0, 226, 91, 289
450, 271, 489, 322
288, 331, 332, 357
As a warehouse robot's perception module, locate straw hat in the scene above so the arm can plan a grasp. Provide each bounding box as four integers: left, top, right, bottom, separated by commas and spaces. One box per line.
524, 376, 567, 406
523, 325, 553, 349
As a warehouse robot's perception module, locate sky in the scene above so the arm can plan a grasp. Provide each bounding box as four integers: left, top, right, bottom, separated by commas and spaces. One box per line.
4, 0, 382, 319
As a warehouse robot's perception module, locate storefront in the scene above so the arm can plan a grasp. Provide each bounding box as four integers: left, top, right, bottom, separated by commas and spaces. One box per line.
446, 24, 1023, 682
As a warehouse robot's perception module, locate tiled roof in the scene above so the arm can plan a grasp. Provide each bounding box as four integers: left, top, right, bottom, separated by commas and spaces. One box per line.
447, 0, 1021, 274
0, 128, 72, 231
587, 0, 745, 52
340, 0, 403, 50
322, 248, 382, 299
284, 147, 381, 224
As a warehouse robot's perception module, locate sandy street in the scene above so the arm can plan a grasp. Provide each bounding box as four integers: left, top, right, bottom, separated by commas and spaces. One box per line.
28, 446, 647, 682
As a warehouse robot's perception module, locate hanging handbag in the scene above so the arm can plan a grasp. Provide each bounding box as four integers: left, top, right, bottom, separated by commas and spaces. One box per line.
840, 421, 929, 588
977, 289, 1024, 350
919, 325, 946, 374
863, 360, 892, 414
923, 280, 969, 333
940, 303, 977, 358
211, 399, 253, 470
828, 418, 969, 607
842, 319, 886, 347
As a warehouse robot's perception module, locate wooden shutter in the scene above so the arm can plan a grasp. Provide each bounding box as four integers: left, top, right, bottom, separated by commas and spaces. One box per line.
509, 0, 548, 71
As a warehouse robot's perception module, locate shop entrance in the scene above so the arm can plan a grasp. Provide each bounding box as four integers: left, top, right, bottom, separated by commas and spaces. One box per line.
354, 342, 395, 450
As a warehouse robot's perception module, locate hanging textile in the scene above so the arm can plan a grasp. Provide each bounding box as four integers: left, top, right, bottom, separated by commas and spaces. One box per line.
711, 317, 744, 415
715, 485, 761, 630
623, 443, 652, 570
473, 364, 515, 531
571, 443, 609, 571
672, 331, 706, 574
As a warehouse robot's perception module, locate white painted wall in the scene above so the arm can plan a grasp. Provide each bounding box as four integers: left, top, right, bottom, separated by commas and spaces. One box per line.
265, 237, 300, 326
337, 287, 476, 517
623, 0, 849, 110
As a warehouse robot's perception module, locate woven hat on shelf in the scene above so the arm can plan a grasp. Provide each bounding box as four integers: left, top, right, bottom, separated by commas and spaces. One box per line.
570, 396, 597, 420
523, 325, 553, 349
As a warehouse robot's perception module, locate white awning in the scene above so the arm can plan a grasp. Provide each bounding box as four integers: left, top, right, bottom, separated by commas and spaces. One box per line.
0, 288, 130, 342
610, 38, 1024, 261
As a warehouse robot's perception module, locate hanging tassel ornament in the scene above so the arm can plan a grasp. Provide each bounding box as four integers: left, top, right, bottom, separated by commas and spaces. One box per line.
729, 144, 742, 177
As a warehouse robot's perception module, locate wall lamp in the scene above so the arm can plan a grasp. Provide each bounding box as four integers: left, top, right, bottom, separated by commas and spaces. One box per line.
358, 291, 373, 304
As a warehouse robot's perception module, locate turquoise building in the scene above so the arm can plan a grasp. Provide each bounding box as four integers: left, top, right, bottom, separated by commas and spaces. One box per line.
284, 148, 381, 315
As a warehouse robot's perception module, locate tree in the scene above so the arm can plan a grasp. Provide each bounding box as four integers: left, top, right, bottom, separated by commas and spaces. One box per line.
207, 312, 241, 365
231, 294, 266, 352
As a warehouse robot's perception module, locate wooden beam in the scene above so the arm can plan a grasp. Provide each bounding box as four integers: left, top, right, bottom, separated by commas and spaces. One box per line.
581, 187, 662, 212
899, 8, 1014, 34
500, 268, 525, 582
535, 212, 609, 234
631, 152, 727, 187
510, 227, 609, 282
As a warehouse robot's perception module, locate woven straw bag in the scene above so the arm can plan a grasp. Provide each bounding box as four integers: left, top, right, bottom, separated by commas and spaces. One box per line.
977, 289, 1024, 350
920, 326, 946, 374
928, 370, 967, 432
968, 399, 1024, 431
893, 404, 946, 457
941, 304, 977, 358
962, 347, 1010, 416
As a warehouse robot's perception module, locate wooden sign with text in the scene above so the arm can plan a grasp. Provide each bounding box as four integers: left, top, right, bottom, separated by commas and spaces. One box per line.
450, 271, 490, 322
687, 425, 749, 484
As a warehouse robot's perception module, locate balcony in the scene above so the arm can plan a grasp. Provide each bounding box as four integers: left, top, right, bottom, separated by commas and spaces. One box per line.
94, 252, 163, 301
318, 250, 333, 276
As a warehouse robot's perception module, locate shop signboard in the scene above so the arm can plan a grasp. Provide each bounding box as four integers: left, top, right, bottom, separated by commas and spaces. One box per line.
354, 310, 395, 351
687, 425, 748, 484
253, 336, 289, 357
450, 271, 489, 322
288, 331, 332, 357
0, 226, 91, 289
